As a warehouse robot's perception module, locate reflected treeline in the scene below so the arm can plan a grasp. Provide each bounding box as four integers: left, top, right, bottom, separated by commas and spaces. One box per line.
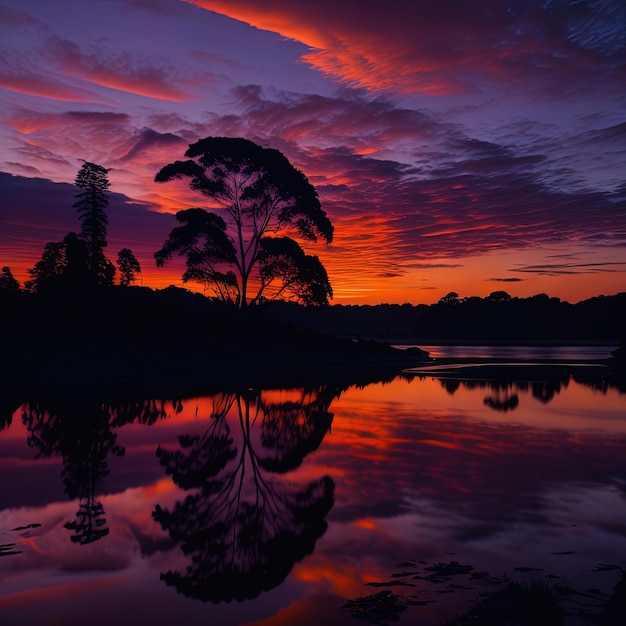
1, 399, 17, 432
437, 378, 569, 412
1, 390, 28, 432
483, 393, 519, 412
22, 397, 122, 544
21, 393, 178, 544
17, 382, 340, 597
153, 385, 338, 603
575, 374, 626, 396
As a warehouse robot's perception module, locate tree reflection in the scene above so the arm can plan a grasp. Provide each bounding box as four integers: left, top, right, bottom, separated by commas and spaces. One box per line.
531, 380, 566, 404
440, 378, 462, 395
153, 385, 337, 602
22, 398, 123, 544
0, 395, 22, 432
21, 394, 175, 544
435, 377, 571, 411
483, 393, 519, 412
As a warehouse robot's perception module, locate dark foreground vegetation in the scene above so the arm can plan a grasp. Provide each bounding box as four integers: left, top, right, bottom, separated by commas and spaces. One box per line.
0, 285, 429, 391
3, 147, 623, 396
3, 284, 625, 396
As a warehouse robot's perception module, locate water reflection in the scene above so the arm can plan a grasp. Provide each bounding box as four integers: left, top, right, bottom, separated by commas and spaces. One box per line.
12, 383, 341, 601
431, 367, 626, 415
153, 387, 337, 602
19, 394, 177, 544
0, 393, 21, 431
22, 397, 124, 544
437, 378, 569, 411
1, 371, 625, 625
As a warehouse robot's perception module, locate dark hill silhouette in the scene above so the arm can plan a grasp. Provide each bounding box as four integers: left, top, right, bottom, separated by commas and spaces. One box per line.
0, 286, 428, 390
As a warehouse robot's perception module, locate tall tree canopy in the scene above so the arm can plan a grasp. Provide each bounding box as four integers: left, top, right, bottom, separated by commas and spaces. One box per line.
73, 161, 115, 286
154, 137, 333, 307
0, 266, 20, 294
116, 248, 141, 286
25, 233, 91, 293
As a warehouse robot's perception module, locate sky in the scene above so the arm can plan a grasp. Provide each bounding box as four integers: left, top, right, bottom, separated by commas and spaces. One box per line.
1, 0, 625, 305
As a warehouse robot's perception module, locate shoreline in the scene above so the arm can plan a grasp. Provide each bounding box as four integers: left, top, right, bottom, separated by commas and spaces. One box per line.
3, 355, 625, 399
0, 346, 431, 398
2, 330, 624, 398
403, 354, 626, 390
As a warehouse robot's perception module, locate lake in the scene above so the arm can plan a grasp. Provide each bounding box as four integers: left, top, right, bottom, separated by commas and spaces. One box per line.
1, 364, 625, 625
395, 344, 620, 360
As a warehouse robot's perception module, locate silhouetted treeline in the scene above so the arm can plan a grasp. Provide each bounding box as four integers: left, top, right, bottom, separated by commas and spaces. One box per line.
261, 292, 626, 342
415, 292, 626, 341
262, 301, 427, 339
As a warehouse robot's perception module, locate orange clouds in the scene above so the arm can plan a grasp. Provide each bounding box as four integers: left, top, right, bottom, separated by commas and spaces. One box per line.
0, 5, 199, 107
0, 72, 112, 104
2, 1, 625, 304
184, 1, 330, 49
56, 51, 195, 102
185, 0, 580, 97
185, 0, 462, 95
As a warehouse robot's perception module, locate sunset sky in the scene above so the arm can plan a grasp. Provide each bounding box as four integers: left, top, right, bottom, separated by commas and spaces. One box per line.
1, 0, 625, 304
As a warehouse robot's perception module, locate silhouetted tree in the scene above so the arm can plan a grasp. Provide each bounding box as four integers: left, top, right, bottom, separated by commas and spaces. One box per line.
154, 136, 333, 307
116, 248, 141, 286
62, 232, 91, 288
438, 291, 460, 305
25, 233, 91, 292
25, 241, 66, 292
487, 290, 512, 302
0, 266, 20, 294
155, 209, 239, 301
73, 161, 115, 286
259, 237, 332, 307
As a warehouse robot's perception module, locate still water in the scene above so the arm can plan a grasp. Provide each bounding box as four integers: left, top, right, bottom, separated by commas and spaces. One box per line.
1, 369, 625, 625
395, 344, 619, 360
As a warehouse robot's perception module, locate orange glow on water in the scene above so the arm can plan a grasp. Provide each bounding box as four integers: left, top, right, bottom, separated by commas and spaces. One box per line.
259, 388, 318, 405
241, 593, 351, 626
0, 577, 125, 609
137, 478, 176, 498
353, 517, 377, 530
1, 373, 625, 625
418, 438, 462, 450
293, 557, 383, 598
